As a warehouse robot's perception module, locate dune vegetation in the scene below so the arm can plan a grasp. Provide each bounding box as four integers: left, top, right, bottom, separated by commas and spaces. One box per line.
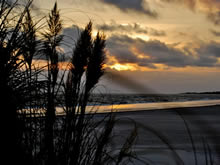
0, 1, 137, 164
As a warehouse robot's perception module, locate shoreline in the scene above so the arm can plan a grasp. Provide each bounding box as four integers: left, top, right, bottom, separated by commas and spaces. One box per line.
87, 99, 220, 114
94, 104, 220, 115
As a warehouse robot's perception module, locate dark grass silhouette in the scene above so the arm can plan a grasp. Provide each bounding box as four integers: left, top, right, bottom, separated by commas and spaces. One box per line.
1, 1, 137, 165
41, 3, 63, 164
1, 0, 218, 165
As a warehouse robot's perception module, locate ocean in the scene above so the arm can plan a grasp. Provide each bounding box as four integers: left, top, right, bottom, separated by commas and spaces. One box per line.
88, 93, 220, 105
22, 93, 220, 115
55, 93, 220, 115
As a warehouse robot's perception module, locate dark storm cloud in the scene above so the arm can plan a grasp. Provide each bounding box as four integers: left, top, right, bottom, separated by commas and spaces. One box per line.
196, 42, 220, 58
136, 39, 192, 67
100, 0, 158, 18
96, 22, 166, 36
192, 41, 220, 67
106, 35, 220, 68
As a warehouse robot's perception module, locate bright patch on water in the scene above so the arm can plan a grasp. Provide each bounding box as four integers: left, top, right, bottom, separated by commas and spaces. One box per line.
55, 99, 220, 115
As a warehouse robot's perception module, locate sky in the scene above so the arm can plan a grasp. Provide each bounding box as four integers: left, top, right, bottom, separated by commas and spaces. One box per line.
31, 0, 220, 93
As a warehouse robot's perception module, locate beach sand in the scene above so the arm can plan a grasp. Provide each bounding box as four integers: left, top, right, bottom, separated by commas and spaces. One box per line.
95, 105, 220, 165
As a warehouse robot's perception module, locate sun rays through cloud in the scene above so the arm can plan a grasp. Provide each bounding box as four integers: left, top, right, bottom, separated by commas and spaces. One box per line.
28, 0, 220, 93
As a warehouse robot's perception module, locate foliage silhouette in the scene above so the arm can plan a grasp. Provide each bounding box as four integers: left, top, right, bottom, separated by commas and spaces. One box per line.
0, 1, 137, 165
1, 1, 218, 165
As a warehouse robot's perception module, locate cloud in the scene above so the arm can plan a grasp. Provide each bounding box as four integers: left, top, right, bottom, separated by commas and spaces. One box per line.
100, 0, 158, 18
97, 23, 148, 34
106, 34, 220, 68
210, 29, 220, 36
29, 1, 45, 15
149, 28, 166, 37
34, 24, 220, 68
196, 41, 220, 58
207, 11, 220, 25
0, 0, 45, 15
161, 0, 220, 25
161, 0, 196, 10
1, 0, 17, 6
107, 35, 191, 68
136, 39, 193, 67
60, 25, 83, 58
199, 0, 220, 9
107, 35, 156, 68
96, 22, 166, 36
34, 24, 82, 61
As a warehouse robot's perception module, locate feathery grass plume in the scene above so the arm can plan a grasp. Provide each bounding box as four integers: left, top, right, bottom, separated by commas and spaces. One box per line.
68, 31, 106, 164
61, 23, 93, 164
62, 22, 93, 165
41, 2, 63, 165
85, 32, 105, 96
65, 21, 92, 114
61, 21, 138, 165
22, 8, 36, 70
78, 31, 106, 129
0, 1, 138, 165
72, 21, 92, 76
43, 2, 62, 91
60, 22, 117, 165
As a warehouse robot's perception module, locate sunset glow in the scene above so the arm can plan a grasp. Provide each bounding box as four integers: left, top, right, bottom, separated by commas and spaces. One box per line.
5, 2, 220, 165
110, 63, 136, 71
29, 0, 220, 93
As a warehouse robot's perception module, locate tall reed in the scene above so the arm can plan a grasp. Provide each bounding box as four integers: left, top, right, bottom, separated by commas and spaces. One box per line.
0, 1, 137, 164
